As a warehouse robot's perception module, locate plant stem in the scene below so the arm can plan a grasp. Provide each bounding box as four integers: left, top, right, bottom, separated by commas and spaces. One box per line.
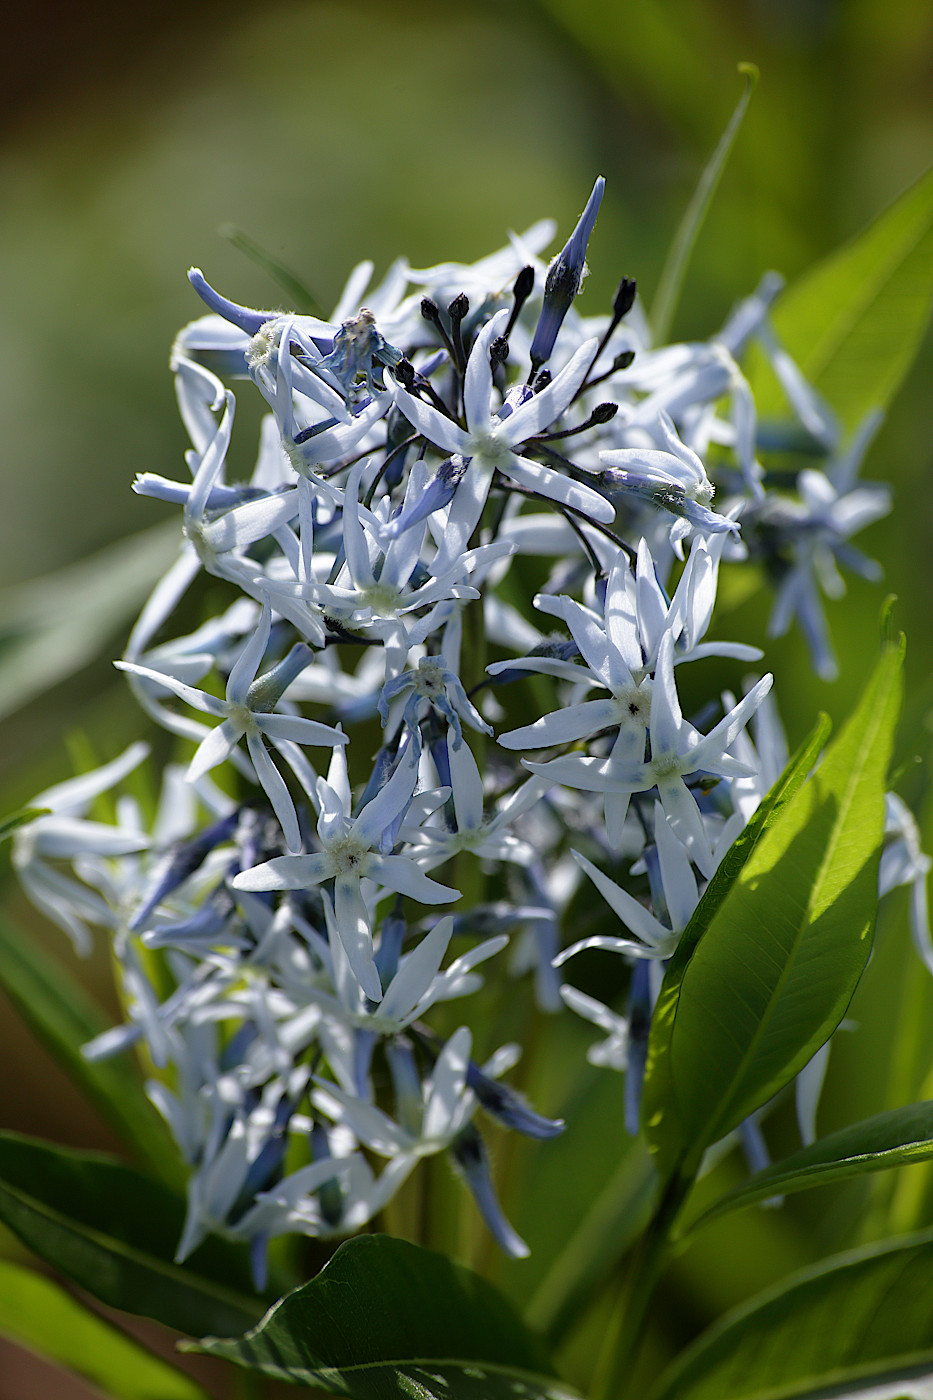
590, 1172, 688, 1400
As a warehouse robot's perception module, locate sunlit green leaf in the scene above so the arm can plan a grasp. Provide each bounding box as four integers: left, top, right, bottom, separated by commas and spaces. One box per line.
647, 639, 902, 1182
688, 1100, 933, 1232
0, 1256, 209, 1399
0, 1132, 261, 1338
648, 1227, 933, 1400
753, 164, 933, 433
642, 713, 831, 1181
0, 915, 178, 1185
191, 1234, 581, 1399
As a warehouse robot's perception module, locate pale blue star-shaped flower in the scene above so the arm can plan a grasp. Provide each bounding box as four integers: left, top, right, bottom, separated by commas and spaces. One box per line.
117, 600, 346, 852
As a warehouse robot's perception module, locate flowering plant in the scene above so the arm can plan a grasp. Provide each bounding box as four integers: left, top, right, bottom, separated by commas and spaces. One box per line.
3, 89, 933, 1400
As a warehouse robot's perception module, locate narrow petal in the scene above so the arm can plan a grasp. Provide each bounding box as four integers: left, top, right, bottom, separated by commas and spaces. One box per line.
368, 854, 460, 904
233, 853, 332, 891
378, 918, 454, 1024
227, 600, 272, 705
333, 878, 383, 1002
447, 735, 484, 831
463, 310, 508, 432
114, 661, 227, 718
187, 719, 242, 782
501, 454, 615, 524
246, 731, 301, 852
570, 850, 672, 949
498, 698, 620, 750
394, 389, 468, 456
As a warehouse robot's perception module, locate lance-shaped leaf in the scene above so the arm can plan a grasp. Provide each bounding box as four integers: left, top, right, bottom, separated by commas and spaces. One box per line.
648, 1227, 933, 1400
752, 163, 933, 433
645, 638, 902, 1183
0, 915, 178, 1185
641, 712, 831, 1181
687, 1100, 933, 1232
0, 1132, 262, 1338
0, 1257, 209, 1400
191, 1234, 581, 1399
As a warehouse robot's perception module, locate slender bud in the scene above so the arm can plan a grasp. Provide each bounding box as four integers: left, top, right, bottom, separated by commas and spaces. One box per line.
394, 357, 417, 390
505, 265, 535, 338
613, 276, 637, 320
529, 176, 605, 371
489, 335, 510, 370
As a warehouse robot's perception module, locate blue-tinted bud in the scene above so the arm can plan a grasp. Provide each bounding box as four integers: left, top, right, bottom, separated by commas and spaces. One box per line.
465, 1059, 564, 1139
310, 1121, 344, 1228
249, 1232, 270, 1293
529, 177, 605, 370
353, 1029, 377, 1098
487, 636, 579, 688
246, 643, 314, 712
383, 455, 468, 541
130, 812, 239, 931
450, 1125, 529, 1257
188, 268, 272, 336
386, 1037, 424, 1138
231, 1095, 294, 1221
374, 911, 407, 984
624, 958, 652, 1136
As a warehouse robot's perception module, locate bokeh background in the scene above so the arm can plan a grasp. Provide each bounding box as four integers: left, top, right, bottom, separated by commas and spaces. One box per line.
2, 1, 933, 1395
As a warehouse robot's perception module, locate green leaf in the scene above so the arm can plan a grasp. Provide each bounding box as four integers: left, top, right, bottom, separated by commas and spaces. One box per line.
754, 164, 933, 434
650, 63, 758, 344
0, 915, 178, 1185
641, 712, 831, 1180
0, 1131, 262, 1338
688, 1101, 933, 1233
219, 223, 326, 316
0, 521, 178, 721
669, 639, 902, 1173
647, 638, 902, 1183
191, 1234, 581, 1399
0, 806, 50, 841
0, 1257, 209, 1400
648, 1227, 933, 1400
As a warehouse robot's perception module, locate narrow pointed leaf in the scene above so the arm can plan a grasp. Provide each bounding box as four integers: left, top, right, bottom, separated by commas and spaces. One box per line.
0, 521, 178, 720
650, 64, 758, 343
0, 1257, 209, 1400
191, 1234, 581, 1399
687, 1101, 933, 1233
656, 640, 902, 1180
0, 806, 50, 841
648, 1227, 933, 1400
0, 915, 178, 1185
0, 1132, 262, 1338
642, 712, 831, 1180
752, 163, 933, 433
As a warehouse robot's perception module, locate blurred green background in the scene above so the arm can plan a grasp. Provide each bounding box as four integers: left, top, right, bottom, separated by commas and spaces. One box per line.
1, 1, 933, 1395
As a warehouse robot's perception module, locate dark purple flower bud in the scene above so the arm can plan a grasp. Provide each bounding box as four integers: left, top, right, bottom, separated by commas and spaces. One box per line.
529, 177, 605, 371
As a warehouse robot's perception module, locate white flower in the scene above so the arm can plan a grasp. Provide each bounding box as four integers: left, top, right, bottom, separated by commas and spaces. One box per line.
232, 742, 458, 1001
527, 631, 772, 875
117, 600, 346, 852
395, 309, 615, 571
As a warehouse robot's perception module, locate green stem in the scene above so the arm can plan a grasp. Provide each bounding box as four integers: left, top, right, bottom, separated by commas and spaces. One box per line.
590, 1172, 689, 1400
649, 64, 758, 344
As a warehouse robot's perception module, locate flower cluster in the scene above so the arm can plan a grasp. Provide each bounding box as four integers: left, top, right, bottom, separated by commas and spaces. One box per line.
15, 179, 924, 1284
